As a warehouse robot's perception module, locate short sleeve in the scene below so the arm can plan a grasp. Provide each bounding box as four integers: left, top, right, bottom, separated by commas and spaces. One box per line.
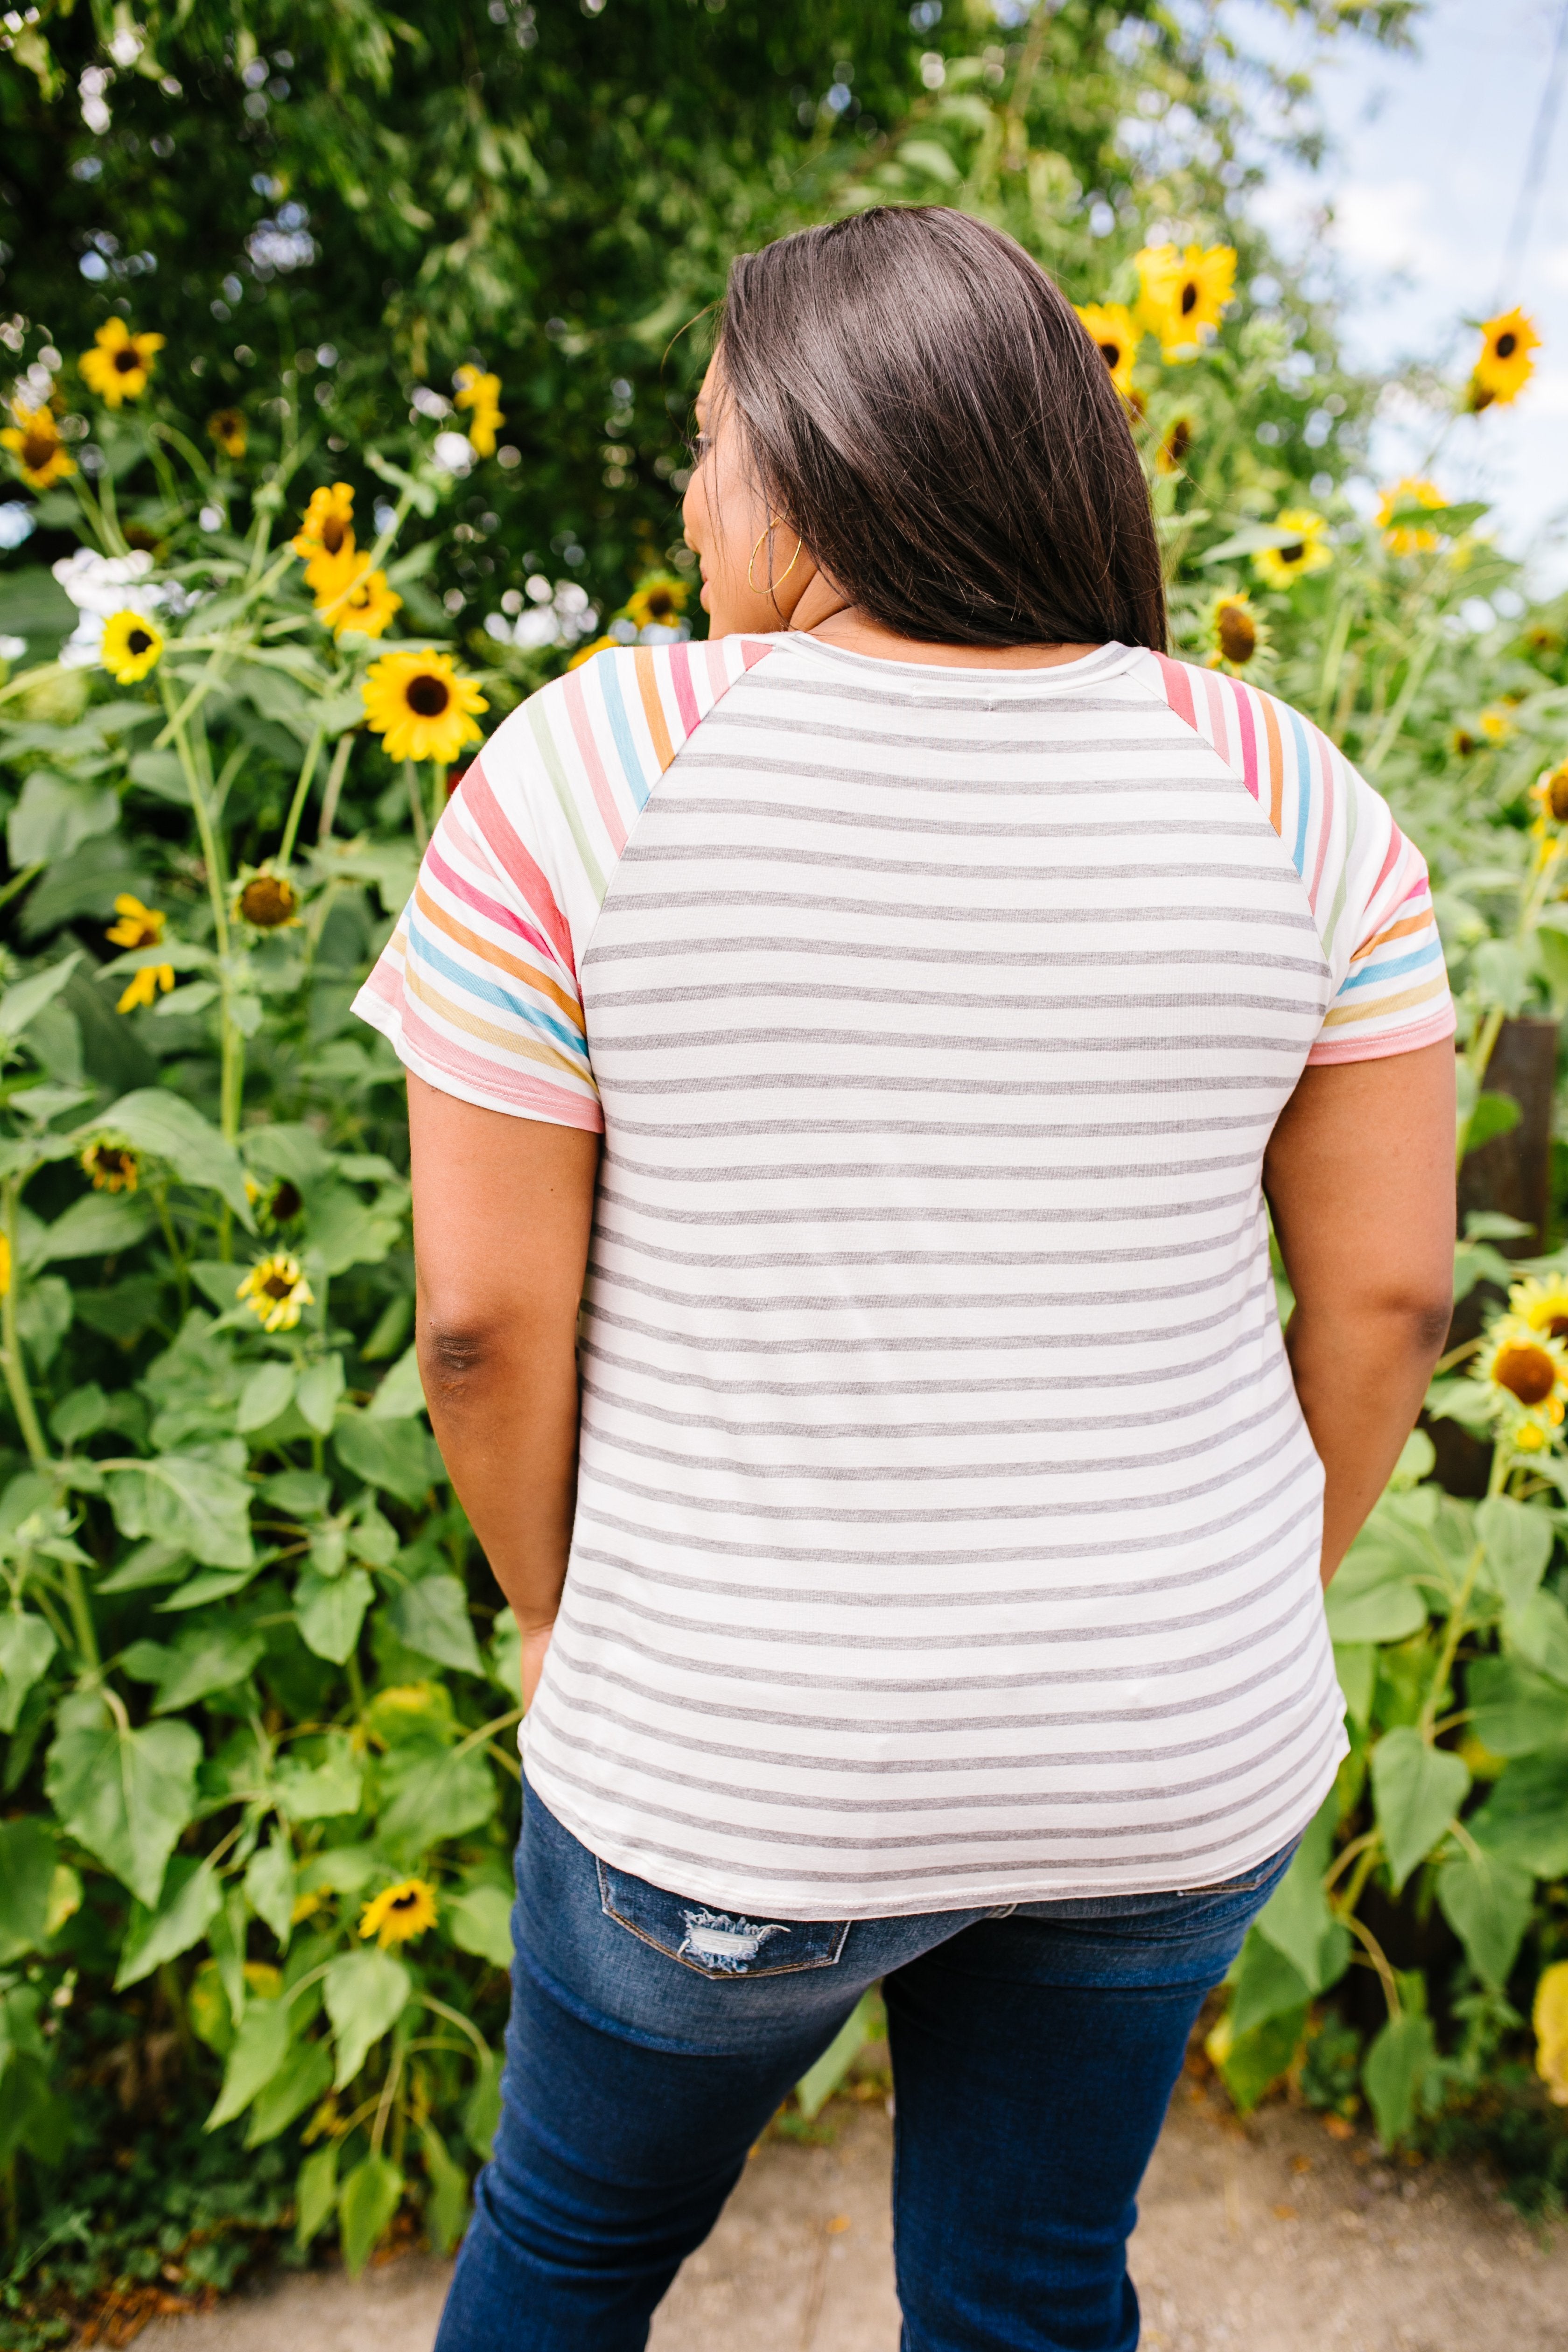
1306, 768, 1455, 1067
351, 637, 777, 1125
351, 706, 606, 1132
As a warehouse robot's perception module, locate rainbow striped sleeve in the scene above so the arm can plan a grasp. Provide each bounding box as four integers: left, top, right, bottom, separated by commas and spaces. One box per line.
1146, 653, 1455, 1066
353, 635, 775, 1127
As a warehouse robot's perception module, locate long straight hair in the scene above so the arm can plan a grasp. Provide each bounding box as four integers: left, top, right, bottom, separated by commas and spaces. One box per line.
716, 206, 1165, 651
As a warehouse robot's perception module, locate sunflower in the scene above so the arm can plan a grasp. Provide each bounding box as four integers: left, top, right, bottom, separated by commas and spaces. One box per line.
1134, 244, 1236, 362
1204, 590, 1269, 674
361, 648, 487, 764
566, 634, 616, 672
236, 1252, 315, 1333
1510, 1274, 1568, 1344
1478, 706, 1513, 747
105, 893, 165, 951
1074, 302, 1138, 400
1474, 1316, 1568, 1447
207, 408, 247, 460
1155, 411, 1197, 476
1253, 510, 1333, 591
359, 1877, 438, 1949
1533, 762, 1568, 827
624, 573, 691, 631
1377, 477, 1445, 556
1537, 1962, 1568, 2106
1468, 308, 1540, 411
81, 1141, 139, 1194
454, 365, 504, 460
1, 399, 75, 491
308, 545, 402, 641
78, 318, 165, 408
292, 482, 356, 572
0, 1233, 10, 1298
99, 610, 163, 684
234, 864, 301, 931
260, 1177, 304, 1226
116, 963, 175, 1014
1451, 724, 1481, 757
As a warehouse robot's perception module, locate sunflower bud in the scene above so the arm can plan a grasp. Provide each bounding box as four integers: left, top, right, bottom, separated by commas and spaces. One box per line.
238, 872, 299, 929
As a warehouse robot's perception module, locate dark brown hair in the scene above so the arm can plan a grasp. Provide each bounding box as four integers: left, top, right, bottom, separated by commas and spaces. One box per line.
716, 206, 1165, 651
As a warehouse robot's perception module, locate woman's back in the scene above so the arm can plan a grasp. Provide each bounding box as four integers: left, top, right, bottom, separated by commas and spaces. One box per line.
361, 624, 1448, 1916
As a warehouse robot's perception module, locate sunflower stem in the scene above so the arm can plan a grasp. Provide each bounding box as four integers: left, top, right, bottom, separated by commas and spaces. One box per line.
316, 733, 355, 845
154, 1181, 190, 1315
0, 1178, 50, 1477
1419, 1442, 1510, 1745
280, 728, 326, 868
1361, 628, 1438, 777
428, 762, 448, 835
404, 760, 429, 854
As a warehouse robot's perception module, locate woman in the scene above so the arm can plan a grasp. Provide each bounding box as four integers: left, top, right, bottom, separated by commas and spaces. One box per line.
355, 206, 1456, 2351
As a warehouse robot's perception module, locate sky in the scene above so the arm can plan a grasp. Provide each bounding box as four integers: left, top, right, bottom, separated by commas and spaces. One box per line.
1231, 0, 1568, 592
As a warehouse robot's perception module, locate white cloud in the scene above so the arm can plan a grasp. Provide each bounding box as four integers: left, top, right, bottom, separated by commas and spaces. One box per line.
1327, 180, 1444, 276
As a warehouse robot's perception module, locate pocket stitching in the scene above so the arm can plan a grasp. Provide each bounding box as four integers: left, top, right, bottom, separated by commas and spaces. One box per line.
595, 1858, 849, 1979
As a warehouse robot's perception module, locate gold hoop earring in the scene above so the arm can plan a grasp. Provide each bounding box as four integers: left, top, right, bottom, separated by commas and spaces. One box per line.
747, 524, 804, 599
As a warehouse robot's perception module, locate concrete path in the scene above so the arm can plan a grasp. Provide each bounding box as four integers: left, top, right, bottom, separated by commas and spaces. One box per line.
133, 2087, 1566, 2352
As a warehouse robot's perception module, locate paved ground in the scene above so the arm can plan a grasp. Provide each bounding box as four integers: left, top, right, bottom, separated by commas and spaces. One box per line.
134, 2086, 1567, 2352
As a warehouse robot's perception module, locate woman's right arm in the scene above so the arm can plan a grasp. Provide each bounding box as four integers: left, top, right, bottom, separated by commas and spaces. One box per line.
1263, 1039, 1456, 1586
407, 1072, 600, 1706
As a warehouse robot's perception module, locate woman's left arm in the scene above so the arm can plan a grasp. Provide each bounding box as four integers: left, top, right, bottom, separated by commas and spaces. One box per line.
406, 1072, 601, 1706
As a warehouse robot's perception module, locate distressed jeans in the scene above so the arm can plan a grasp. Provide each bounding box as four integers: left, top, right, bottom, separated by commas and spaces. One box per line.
434, 1779, 1297, 2352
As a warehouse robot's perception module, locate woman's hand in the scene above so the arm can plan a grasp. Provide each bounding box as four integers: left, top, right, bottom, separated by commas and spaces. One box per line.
1264, 1040, 1457, 1584
406, 1073, 600, 1654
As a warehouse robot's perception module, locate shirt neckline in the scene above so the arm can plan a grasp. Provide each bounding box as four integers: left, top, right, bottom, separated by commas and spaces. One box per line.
742, 630, 1142, 693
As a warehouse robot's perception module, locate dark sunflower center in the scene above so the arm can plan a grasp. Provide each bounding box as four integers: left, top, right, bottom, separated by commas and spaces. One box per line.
22, 430, 54, 467
646, 589, 676, 618
1218, 606, 1256, 662
242, 875, 295, 926
1455, 731, 1477, 755
126, 629, 152, 655
1180, 281, 1198, 315
270, 1181, 303, 1222
113, 347, 139, 374
390, 1891, 419, 1912
1496, 1342, 1555, 1406
1167, 421, 1191, 462
1547, 1314, 1568, 1342
1549, 773, 1568, 822
97, 1148, 133, 1178
261, 1271, 294, 1301
1099, 340, 1121, 370
322, 516, 348, 554
1496, 331, 1517, 360
406, 675, 451, 717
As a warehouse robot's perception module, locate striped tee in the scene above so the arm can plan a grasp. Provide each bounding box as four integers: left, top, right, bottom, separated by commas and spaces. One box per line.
355, 633, 1453, 1918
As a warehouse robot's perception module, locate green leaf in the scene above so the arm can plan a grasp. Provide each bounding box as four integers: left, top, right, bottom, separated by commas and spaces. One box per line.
244, 1836, 296, 1950
0, 1819, 56, 1963
1205, 2005, 1306, 2115
44, 1705, 200, 1907
366, 1342, 425, 1421
35, 1189, 156, 1263
1462, 1091, 1521, 1155
296, 1353, 345, 1435
1477, 1495, 1554, 1616
339, 2152, 404, 2279
296, 1567, 373, 1665
1333, 1641, 1376, 1729
463, 2049, 501, 2160
244, 2035, 333, 2147
105, 1453, 254, 1570
237, 1360, 297, 1434
420, 2121, 470, 2257
275, 1730, 364, 1822
1436, 1849, 1534, 1991
205, 1996, 292, 2129
1226, 1929, 1316, 2036
1370, 1729, 1470, 1892
115, 1857, 224, 1990
90, 1089, 255, 1225
1383, 499, 1487, 536
1252, 1801, 1351, 1995
378, 1740, 497, 1850
7, 773, 117, 863
324, 1949, 412, 2089
388, 1574, 483, 1675
1506, 1588, 1568, 1686
122, 1624, 265, 1713
1467, 1657, 1568, 1757
1468, 1750, 1568, 1876
0, 1610, 58, 1734
334, 1412, 445, 1506
295, 2143, 339, 2252
1200, 520, 1323, 562
1362, 2012, 1435, 2147
443, 1884, 514, 1969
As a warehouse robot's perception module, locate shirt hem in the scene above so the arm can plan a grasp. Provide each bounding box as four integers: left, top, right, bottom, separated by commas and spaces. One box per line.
351, 983, 605, 1133
518, 1732, 1349, 1924
1305, 1001, 1457, 1066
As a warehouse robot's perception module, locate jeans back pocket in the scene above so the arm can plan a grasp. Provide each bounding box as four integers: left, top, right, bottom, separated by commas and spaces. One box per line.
596, 1859, 849, 1980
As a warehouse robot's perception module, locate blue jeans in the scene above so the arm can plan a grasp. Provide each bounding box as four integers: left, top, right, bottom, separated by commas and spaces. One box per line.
435, 1781, 1297, 2352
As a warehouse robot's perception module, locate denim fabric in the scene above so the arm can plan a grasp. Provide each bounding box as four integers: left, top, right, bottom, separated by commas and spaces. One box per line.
434, 1781, 1298, 2352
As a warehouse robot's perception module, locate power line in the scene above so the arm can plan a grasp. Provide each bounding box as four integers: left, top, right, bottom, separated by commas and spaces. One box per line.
1493, 0, 1568, 307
